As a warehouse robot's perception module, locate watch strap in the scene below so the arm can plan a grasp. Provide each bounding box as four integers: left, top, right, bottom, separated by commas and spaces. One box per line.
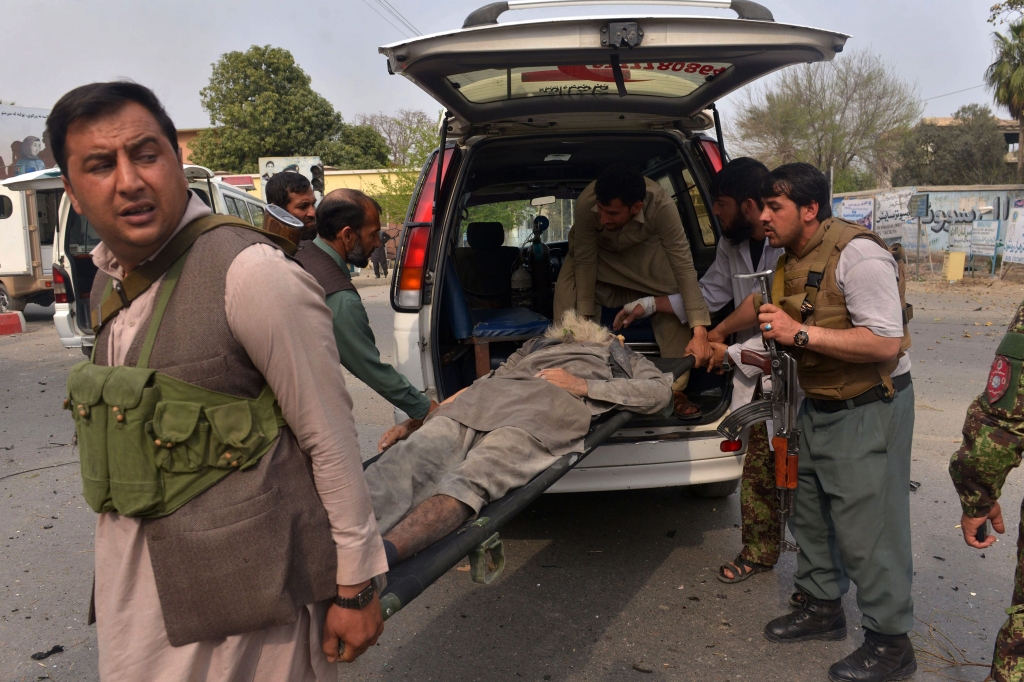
334, 584, 375, 610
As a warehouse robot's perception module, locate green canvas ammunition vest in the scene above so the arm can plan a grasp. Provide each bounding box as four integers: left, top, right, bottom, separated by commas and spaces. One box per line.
67, 217, 287, 518
770, 218, 913, 401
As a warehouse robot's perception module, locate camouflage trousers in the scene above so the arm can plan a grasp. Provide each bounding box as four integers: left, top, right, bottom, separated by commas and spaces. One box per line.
992, 497, 1024, 681
738, 422, 781, 567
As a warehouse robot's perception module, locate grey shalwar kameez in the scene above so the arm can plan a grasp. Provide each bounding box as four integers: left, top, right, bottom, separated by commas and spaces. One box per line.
366, 339, 672, 534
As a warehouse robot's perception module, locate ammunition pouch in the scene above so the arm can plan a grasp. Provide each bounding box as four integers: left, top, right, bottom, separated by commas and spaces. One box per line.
67, 362, 285, 518
68, 220, 289, 519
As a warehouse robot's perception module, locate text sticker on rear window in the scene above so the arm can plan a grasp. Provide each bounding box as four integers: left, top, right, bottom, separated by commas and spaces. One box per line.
447, 63, 731, 103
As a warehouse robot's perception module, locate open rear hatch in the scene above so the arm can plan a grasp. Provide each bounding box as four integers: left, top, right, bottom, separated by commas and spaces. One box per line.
379, 0, 848, 131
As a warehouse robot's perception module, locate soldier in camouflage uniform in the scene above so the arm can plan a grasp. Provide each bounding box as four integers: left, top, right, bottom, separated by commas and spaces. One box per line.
739, 422, 780, 567
950, 301, 1024, 682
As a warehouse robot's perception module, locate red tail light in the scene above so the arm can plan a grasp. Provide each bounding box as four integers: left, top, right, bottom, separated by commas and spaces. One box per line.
700, 139, 723, 173
53, 270, 68, 304
396, 226, 430, 309
720, 439, 743, 453
412, 148, 454, 223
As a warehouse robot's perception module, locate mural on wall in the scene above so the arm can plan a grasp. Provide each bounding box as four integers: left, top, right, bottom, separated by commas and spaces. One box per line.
0, 106, 55, 180
835, 188, 1024, 255
833, 197, 873, 230
875, 191, 914, 245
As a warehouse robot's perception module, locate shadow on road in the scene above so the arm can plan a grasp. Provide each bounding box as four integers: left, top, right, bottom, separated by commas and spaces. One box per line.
378, 486, 732, 679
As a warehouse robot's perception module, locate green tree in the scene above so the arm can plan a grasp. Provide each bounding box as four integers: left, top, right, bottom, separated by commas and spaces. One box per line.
990, 1, 1024, 24
190, 45, 387, 172
360, 110, 442, 224
734, 50, 921, 190
893, 104, 1012, 186
986, 21, 1024, 180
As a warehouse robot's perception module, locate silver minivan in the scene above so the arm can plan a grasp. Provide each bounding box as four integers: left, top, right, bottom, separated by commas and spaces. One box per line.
381, 1, 847, 497
34, 164, 266, 352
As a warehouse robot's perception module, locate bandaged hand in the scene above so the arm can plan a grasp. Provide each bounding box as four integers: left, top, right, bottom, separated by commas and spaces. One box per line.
613, 296, 656, 331
536, 368, 589, 397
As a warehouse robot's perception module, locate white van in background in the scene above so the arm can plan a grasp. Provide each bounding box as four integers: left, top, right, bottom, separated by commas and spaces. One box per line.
9, 164, 266, 352
0, 169, 60, 312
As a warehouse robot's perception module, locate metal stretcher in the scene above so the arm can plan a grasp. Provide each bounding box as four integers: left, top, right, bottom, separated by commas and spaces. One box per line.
367, 354, 695, 621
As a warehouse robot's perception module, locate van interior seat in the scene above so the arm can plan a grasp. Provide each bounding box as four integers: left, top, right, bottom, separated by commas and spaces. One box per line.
453, 221, 521, 309
442, 260, 550, 377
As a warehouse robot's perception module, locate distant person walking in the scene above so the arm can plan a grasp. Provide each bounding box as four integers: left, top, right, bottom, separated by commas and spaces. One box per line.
371, 231, 392, 279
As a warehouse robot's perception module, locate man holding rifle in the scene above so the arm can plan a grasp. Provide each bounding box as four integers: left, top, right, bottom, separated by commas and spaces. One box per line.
713, 163, 915, 682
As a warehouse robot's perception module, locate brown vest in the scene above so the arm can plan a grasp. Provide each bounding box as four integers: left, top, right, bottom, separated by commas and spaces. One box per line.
293, 240, 358, 297
777, 218, 912, 401
91, 226, 337, 646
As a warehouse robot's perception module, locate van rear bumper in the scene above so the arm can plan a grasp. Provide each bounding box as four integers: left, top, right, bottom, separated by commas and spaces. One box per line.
53, 310, 83, 348
544, 432, 745, 491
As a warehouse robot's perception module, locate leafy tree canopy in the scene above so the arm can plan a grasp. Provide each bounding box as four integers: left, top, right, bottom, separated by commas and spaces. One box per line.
190, 45, 387, 173
734, 50, 921, 191
893, 104, 1012, 187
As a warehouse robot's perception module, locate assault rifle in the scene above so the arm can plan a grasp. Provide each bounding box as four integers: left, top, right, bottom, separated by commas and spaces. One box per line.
717, 270, 799, 553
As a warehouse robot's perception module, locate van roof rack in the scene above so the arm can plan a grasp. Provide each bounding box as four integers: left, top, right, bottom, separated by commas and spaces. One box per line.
463, 0, 774, 29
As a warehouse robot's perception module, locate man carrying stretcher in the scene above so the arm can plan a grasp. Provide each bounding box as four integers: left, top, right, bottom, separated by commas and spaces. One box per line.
365, 311, 674, 566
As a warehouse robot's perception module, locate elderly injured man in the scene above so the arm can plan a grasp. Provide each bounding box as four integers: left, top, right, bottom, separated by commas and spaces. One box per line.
366, 311, 673, 565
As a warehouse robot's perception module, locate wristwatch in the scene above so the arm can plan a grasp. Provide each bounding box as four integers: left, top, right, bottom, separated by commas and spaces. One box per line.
334, 584, 376, 610
794, 325, 810, 347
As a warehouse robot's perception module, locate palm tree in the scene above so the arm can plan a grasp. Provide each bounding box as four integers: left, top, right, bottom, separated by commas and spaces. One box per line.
987, 21, 1024, 180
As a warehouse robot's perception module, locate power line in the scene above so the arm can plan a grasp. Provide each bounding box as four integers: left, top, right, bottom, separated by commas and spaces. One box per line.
362, 0, 412, 38
375, 0, 421, 36
923, 84, 986, 101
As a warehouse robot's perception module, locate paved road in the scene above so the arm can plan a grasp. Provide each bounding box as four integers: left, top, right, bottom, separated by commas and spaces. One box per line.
2, 281, 1023, 682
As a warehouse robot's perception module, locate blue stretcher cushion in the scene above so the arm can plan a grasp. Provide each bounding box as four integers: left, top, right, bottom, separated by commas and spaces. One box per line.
444, 259, 550, 340
470, 307, 551, 339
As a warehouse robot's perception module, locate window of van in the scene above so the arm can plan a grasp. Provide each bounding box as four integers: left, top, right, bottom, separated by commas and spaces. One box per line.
247, 203, 264, 228
447, 62, 731, 104
36, 188, 63, 248
461, 199, 574, 248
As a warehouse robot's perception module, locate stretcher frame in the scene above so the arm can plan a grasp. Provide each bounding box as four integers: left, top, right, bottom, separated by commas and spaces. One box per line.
367, 355, 695, 621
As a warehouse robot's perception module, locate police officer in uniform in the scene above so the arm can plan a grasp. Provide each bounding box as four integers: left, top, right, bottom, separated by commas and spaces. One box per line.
950, 302, 1024, 681
713, 163, 916, 681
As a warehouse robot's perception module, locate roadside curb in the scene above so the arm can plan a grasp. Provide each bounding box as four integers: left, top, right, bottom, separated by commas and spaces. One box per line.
0, 312, 27, 335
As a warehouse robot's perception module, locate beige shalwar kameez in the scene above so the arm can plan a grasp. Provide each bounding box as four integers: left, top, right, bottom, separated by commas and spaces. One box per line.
553, 177, 711, 358
90, 192, 387, 682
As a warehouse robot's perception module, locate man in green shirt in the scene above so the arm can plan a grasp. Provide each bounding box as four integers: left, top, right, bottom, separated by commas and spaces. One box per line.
294, 189, 436, 436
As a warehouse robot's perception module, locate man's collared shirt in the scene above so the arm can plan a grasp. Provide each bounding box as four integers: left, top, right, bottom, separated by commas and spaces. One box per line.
313, 237, 431, 420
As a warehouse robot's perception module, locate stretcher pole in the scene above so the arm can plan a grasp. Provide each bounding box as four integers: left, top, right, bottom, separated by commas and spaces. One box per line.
378, 355, 694, 621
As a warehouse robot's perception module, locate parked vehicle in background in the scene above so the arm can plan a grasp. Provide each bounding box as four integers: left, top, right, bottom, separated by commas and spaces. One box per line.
1, 165, 265, 352
0, 169, 59, 312
380, 0, 847, 497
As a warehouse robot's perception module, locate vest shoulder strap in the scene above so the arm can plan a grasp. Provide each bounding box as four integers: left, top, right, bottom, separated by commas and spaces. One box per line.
803, 219, 872, 305
94, 215, 295, 335
771, 253, 787, 305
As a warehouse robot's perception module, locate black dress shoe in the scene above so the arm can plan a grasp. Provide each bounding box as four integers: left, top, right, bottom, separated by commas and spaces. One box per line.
828, 630, 916, 682
764, 594, 847, 643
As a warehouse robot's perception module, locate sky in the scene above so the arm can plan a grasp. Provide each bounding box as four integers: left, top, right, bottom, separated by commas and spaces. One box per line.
1, 0, 1012, 134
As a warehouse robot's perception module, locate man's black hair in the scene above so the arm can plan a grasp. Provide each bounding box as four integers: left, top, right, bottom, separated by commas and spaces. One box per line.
265, 171, 312, 208
316, 189, 382, 241
759, 162, 833, 223
45, 81, 178, 176
594, 164, 647, 206
711, 157, 769, 208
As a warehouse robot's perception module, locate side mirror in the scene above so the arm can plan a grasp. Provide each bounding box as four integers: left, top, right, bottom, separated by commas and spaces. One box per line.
531, 196, 556, 207
262, 204, 305, 246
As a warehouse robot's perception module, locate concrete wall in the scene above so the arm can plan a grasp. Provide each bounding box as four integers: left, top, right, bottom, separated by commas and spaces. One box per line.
834, 185, 1024, 255
246, 168, 400, 201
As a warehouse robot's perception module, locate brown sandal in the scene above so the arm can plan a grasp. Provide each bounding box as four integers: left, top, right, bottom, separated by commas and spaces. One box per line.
717, 555, 773, 583
673, 391, 702, 419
